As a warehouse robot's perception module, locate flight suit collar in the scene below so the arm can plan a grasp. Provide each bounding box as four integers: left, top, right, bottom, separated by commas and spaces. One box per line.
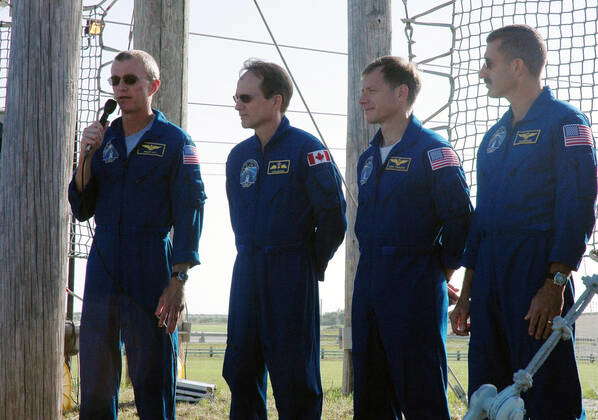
103, 109, 166, 163
246, 116, 291, 153
503, 86, 553, 126
263, 116, 292, 151
369, 113, 423, 154
109, 108, 164, 136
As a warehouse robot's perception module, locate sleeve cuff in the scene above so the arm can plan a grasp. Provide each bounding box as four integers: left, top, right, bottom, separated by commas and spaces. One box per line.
173, 251, 201, 268
68, 178, 82, 209
548, 246, 585, 271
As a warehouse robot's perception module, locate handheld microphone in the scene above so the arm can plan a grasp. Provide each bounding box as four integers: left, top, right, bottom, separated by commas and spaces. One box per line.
86, 99, 117, 153
99, 99, 117, 127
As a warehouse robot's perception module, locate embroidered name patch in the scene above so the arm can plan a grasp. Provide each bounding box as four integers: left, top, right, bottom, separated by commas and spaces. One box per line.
267, 160, 290, 175
428, 147, 460, 171
386, 157, 411, 171
183, 145, 200, 165
513, 130, 540, 146
137, 142, 166, 157
563, 124, 593, 147
307, 149, 331, 166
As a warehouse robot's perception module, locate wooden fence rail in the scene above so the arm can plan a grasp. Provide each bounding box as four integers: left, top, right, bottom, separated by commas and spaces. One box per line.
181, 346, 598, 363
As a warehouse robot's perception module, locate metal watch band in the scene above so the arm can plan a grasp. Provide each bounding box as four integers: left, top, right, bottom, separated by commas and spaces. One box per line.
550, 271, 568, 286
172, 271, 188, 283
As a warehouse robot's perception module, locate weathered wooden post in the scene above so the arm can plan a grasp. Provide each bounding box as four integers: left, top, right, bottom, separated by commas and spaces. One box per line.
133, 0, 189, 128
344, 0, 391, 394
0, 0, 81, 416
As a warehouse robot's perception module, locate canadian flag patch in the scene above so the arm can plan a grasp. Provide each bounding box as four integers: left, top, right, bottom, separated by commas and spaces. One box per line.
307, 149, 331, 166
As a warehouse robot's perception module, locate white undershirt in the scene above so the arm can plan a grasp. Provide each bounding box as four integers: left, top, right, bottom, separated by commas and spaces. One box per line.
380, 139, 401, 163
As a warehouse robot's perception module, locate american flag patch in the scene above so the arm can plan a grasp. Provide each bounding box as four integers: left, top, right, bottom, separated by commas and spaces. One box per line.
307, 149, 331, 166
563, 124, 593, 147
183, 145, 200, 165
427, 147, 460, 171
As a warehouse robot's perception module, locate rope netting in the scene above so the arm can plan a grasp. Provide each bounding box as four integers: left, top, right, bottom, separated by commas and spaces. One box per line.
449, 0, 598, 231
70, 5, 110, 258
0, 5, 108, 257
448, 0, 598, 313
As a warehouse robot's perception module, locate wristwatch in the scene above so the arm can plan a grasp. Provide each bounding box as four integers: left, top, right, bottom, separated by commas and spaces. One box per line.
172, 271, 189, 284
549, 271, 569, 287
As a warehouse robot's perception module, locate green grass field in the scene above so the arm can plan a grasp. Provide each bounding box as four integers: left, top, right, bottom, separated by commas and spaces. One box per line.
63, 324, 598, 419
191, 322, 228, 333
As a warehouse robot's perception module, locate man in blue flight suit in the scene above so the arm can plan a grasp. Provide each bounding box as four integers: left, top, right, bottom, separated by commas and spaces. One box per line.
450, 25, 596, 419
223, 59, 347, 419
353, 56, 472, 419
69, 50, 206, 420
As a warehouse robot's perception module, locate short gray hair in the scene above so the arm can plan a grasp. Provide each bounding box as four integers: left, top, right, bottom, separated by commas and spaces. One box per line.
114, 50, 160, 81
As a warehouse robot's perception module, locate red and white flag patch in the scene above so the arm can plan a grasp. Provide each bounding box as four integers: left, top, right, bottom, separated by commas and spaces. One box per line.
563, 124, 593, 147
183, 144, 200, 165
427, 147, 460, 171
307, 149, 331, 166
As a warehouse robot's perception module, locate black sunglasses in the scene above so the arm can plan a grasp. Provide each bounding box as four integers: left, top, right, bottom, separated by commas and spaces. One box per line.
233, 94, 253, 104
108, 74, 140, 86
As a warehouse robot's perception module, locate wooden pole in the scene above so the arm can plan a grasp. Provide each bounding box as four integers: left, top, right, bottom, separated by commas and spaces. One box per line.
343, 0, 391, 395
133, 0, 189, 129
0, 1, 81, 417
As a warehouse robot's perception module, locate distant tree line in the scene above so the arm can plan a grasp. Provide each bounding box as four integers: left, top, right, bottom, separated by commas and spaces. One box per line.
321, 309, 344, 326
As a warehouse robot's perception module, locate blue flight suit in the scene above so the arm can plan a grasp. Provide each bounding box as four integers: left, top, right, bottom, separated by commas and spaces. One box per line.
223, 116, 346, 420
352, 115, 472, 420
464, 87, 596, 420
69, 110, 206, 420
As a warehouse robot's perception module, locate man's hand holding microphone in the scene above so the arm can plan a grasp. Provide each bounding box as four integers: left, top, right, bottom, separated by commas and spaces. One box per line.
75, 99, 117, 192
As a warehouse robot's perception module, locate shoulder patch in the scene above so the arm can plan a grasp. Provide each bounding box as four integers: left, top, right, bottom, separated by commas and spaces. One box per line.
183, 145, 200, 165
307, 149, 331, 166
240, 159, 259, 188
427, 147, 460, 171
513, 129, 540, 146
360, 155, 374, 185
487, 126, 506, 153
102, 139, 119, 164
386, 157, 411, 172
563, 124, 593, 147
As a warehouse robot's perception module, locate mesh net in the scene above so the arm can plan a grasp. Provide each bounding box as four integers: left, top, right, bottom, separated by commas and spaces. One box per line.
0, 3, 116, 256
70, 5, 111, 258
448, 0, 598, 231
448, 0, 598, 313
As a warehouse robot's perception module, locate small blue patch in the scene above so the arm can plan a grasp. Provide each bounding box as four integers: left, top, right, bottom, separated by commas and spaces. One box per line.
240, 159, 259, 188
487, 126, 506, 154
360, 156, 374, 185
102, 140, 119, 164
